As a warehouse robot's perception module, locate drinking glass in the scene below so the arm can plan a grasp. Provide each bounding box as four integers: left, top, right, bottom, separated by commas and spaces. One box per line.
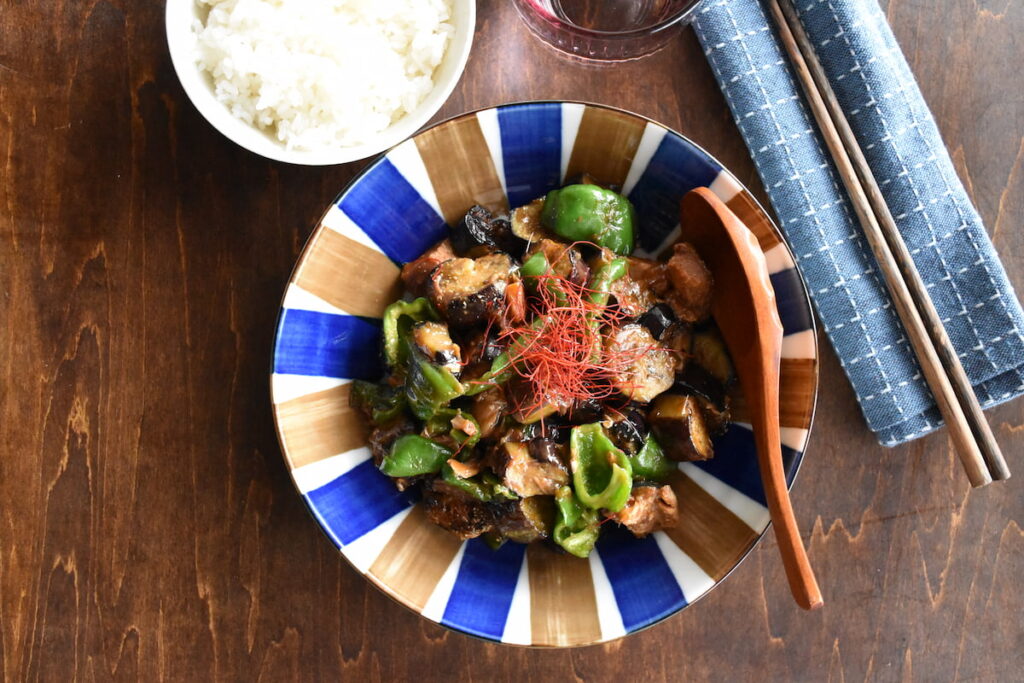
513, 0, 705, 62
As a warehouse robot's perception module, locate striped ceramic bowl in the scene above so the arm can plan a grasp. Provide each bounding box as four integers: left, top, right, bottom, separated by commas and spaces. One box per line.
271, 102, 818, 647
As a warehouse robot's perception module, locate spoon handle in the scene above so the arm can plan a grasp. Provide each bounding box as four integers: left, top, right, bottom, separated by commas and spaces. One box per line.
751, 357, 823, 611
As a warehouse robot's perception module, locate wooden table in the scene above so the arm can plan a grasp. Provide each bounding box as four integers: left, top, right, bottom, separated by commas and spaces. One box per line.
3, 1, 1022, 680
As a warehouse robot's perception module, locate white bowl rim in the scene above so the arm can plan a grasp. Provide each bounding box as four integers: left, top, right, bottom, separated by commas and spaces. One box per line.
164, 0, 476, 166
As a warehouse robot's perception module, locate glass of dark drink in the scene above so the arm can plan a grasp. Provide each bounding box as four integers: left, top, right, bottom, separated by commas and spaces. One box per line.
513, 0, 705, 62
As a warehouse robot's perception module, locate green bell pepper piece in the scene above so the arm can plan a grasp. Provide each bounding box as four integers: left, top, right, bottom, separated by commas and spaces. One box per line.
584, 258, 627, 360
540, 184, 636, 255
570, 423, 634, 512
521, 250, 573, 307
439, 465, 518, 503
481, 471, 518, 500
482, 531, 507, 550
384, 300, 463, 418
586, 257, 628, 307
440, 463, 493, 501
628, 434, 676, 481
349, 380, 406, 425
380, 435, 452, 477
382, 298, 439, 369
552, 486, 601, 558
405, 353, 464, 420
462, 351, 514, 396
520, 251, 550, 283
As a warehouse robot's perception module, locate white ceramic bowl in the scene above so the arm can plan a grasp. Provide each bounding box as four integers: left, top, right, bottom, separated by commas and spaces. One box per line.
165, 0, 476, 166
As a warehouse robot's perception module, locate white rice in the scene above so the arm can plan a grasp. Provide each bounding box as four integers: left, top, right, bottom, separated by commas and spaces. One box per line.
193, 0, 453, 151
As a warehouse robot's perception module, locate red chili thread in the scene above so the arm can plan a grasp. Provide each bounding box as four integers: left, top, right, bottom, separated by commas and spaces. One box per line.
493, 254, 655, 418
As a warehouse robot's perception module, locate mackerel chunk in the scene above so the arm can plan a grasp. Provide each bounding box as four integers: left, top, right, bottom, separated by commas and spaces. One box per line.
608, 485, 679, 537
494, 442, 569, 498
665, 242, 713, 323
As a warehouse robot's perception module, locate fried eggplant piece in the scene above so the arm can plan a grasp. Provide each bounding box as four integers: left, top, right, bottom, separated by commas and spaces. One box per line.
451, 205, 526, 257
674, 362, 728, 409
695, 395, 731, 435
648, 394, 714, 461
460, 327, 504, 365
691, 326, 735, 384
606, 404, 647, 455
638, 302, 677, 340
570, 398, 604, 424
510, 198, 548, 247
505, 375, 566, 424
527, 437, 569, 469
661, 322, 694, 362
400, 239, 455, 298
609, 271, 656, 317
428, 252, 517, 328
493, 496, 557, 544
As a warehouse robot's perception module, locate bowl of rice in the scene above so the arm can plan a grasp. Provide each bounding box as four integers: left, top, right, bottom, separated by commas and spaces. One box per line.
166, 0, 475, 165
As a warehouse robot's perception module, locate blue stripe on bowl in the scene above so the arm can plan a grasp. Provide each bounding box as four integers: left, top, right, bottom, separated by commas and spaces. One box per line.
695, 425, 801, 507
627, 134, 722, 252
781, 439, 800, 474
273, 309, 382, 379
305, 459, 414, 546
497, 103, 563, 208
440, 538, 526, 641
771, 268, 815, 336
596, 525, 686, 632
338, 158, 448, 264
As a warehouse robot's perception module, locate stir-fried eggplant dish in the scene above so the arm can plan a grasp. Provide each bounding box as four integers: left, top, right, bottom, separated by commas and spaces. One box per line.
350, 181, 736, 558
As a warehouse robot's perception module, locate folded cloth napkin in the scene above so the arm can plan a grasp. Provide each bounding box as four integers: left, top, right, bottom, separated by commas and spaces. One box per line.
691, 0, 1024, 446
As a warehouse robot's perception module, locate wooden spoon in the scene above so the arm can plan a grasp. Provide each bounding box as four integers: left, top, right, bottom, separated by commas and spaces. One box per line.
679, 187, 823, 610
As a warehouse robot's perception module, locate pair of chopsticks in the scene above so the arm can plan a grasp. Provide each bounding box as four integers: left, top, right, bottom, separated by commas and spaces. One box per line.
766, 0, 1010, 487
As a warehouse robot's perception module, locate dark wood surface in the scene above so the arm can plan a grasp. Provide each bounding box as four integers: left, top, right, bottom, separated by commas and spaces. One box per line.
2, 1, 1021, 680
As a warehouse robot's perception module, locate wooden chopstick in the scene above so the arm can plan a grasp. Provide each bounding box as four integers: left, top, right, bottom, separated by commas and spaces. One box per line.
766, 0, 1009, 486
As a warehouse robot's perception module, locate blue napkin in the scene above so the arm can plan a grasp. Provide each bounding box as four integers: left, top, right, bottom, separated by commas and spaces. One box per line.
691, 0, 1024, 446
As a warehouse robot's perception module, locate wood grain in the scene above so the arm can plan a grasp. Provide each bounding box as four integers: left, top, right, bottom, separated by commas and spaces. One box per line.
1, 0, 1022, 680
